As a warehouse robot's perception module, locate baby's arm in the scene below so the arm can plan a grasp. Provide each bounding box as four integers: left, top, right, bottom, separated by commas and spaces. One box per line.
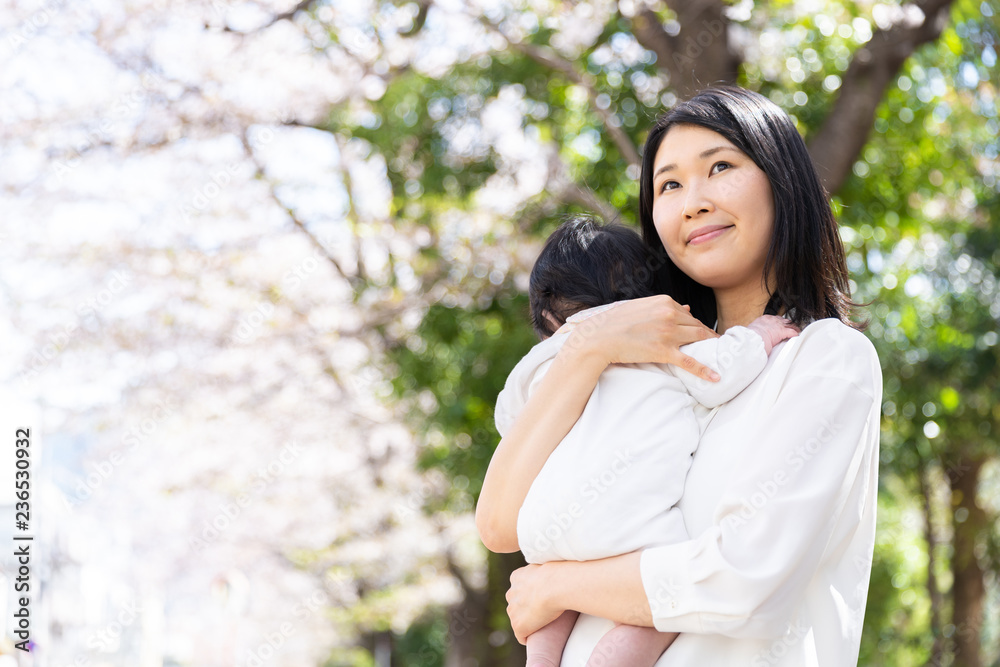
672, 315, 799, 408
526, 610, 579, 667
585, 625, 677, 667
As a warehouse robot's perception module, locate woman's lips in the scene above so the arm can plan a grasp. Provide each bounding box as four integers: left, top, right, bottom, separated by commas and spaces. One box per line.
687, 224, 733, 245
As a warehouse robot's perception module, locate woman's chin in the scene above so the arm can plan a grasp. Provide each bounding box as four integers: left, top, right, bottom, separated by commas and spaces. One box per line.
675, 253, 764, 291
672, 259, 722, 284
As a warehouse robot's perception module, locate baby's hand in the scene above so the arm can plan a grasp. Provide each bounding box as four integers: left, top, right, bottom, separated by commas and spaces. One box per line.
746, 315, 800, 355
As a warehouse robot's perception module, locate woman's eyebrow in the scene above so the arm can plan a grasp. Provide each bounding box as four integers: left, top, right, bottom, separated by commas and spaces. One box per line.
654, 146, 741, 178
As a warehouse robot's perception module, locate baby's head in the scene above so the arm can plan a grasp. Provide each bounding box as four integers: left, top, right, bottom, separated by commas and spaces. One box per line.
529, 215, 658, 339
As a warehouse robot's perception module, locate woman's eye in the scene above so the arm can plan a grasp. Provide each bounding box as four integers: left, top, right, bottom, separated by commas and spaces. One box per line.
659, 180, 679, 193
711, 161, 732, 174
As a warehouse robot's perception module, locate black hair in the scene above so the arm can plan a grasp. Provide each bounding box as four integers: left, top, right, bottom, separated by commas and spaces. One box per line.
529, 215, 660, 339
638, 85, 861, 329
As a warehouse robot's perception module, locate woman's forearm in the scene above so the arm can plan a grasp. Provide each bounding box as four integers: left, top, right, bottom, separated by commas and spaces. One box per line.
548, 552, 654, 627
478, 295, 719, 553
476, 336, 607, 552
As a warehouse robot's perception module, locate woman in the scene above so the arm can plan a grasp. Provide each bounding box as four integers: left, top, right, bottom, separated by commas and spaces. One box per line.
476, 85, 882, 666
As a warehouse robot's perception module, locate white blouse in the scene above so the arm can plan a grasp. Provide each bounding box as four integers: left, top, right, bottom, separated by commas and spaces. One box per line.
559, 318, 882, 667
495, 321, 768, 565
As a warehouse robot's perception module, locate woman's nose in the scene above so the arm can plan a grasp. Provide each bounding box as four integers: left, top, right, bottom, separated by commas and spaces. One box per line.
682, 184, 715, 219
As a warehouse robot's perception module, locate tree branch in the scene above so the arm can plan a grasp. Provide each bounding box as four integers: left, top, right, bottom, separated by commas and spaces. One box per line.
807, 0, 956, 195
222, 0, 319, 34
399, 0, 431, 37
628, 6, 677, 76
444, 548, 485, 603
478, 17, 641, 167
626, 1, 740, 100
268, 0, 317, 25
239, 128, 361, 289
545, 150, 620, 222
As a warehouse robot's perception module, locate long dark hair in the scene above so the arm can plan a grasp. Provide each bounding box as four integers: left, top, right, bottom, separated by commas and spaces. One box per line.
638, 85, 861, 329
529, 215, 658, 338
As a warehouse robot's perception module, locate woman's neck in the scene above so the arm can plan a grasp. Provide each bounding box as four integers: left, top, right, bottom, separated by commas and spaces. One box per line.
714, 280, 773, 333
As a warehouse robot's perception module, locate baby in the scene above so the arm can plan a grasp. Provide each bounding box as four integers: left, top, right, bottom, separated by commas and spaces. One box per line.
494, 215, 798, 667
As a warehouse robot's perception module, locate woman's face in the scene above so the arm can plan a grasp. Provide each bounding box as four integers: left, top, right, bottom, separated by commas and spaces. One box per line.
650, 124, 775, 290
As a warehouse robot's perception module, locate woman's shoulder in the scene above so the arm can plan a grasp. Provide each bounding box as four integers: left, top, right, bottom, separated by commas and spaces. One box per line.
787, 318, 882, 396
799, 317, 877, 350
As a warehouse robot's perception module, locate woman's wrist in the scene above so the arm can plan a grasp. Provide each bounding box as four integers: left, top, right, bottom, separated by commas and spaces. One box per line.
539, 560, 574, 614
561, 326, 612, 369
540, 552, 654, 627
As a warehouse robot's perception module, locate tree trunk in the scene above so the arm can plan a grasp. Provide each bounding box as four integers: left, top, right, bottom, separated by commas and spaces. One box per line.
485, 552, 528, 667
445, 551, 527, 667
805, 0, 956, 194
919, 462, 945, 665
444, 591, 488, 667
946, 453, 987, 667
630, 2, 739, 101
627, 0, 957, 197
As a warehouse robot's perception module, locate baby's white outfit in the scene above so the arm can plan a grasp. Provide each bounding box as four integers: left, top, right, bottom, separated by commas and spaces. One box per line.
494, 305, 768, 564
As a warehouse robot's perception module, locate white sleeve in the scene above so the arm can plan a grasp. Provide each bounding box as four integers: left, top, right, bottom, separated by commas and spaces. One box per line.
639, 331, 881, 639
494, 355, 555, 438
672, 326, 768, 408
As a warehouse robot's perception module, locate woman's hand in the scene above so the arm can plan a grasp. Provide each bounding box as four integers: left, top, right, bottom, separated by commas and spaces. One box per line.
560, 295, 721, 381
506, 562, 565, 645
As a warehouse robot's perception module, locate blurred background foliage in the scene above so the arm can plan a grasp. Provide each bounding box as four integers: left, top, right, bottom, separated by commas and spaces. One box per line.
13, 0, 1000, 664
314, 0, 1000, 665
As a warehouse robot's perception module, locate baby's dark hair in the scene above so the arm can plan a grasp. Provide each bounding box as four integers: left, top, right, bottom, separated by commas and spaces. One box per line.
529, 214, 658, 339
